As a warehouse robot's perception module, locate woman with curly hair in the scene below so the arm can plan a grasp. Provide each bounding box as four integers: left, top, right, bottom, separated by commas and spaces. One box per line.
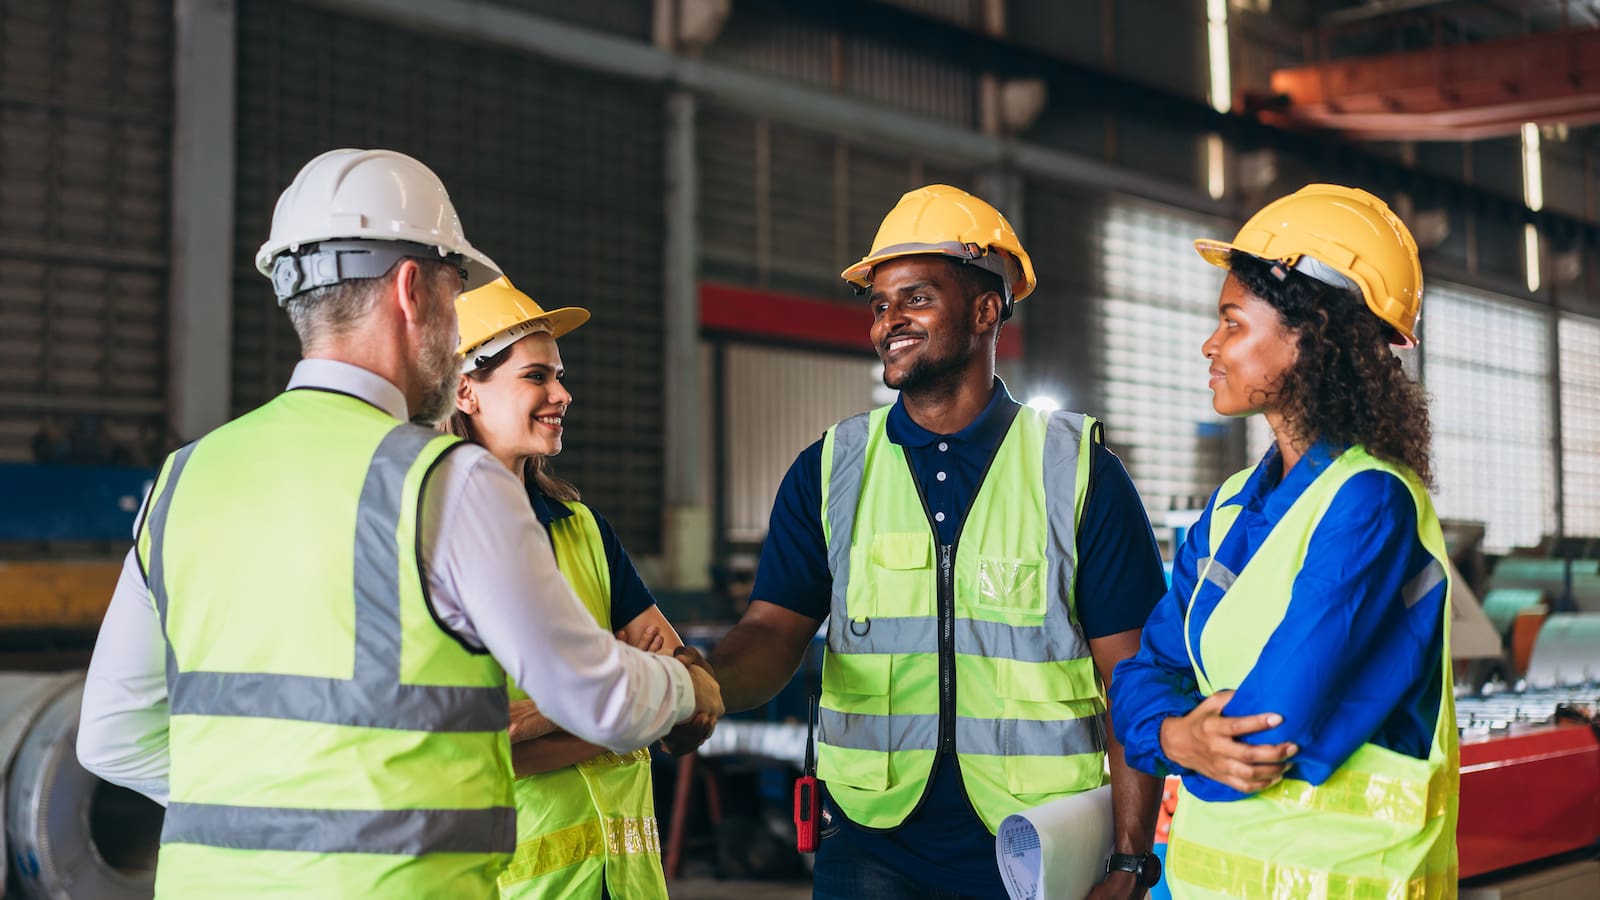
1109, 185, 1458, 899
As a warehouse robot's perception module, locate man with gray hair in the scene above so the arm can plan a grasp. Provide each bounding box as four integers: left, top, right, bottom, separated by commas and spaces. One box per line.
78, 149, 722, 897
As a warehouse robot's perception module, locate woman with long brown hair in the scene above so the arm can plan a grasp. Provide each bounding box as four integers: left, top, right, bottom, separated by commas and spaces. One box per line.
1110, 185, 1457, 899
449, 276, 677, 900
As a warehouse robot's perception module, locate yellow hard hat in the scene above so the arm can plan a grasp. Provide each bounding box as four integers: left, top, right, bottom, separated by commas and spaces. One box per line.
841, 184, 1037, 306
456, 276, 589, 373
1194, 184, 1424, 346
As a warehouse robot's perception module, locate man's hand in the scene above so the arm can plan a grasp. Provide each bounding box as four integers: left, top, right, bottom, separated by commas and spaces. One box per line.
1159, 690, 1296, 794
508, 699, 558, 744
660, 646, 722, 756
1084, 870, 1142, 900
617, 623, 665, 653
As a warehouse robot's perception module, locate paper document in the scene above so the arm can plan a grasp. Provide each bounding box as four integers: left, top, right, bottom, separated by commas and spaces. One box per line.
996, 784, 1114, 900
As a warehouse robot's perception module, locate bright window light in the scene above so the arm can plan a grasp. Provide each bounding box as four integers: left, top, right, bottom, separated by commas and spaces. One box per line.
1522, 122, 1543, 212
1525, 223, 1541, 294
1207, 0, 1231, 114
1026, 395, 1062, 412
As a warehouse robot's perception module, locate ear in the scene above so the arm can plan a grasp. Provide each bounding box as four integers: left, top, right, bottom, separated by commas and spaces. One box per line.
454, 375, 478, 415
972, 290, 1003, 336
393, 259, 428, 327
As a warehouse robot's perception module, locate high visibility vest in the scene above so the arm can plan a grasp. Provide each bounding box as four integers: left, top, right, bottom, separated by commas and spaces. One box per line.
1165, 446, 1458, 900
816, 404, 1105, 833
136, 388, 515, 899
498, 499, 668, 900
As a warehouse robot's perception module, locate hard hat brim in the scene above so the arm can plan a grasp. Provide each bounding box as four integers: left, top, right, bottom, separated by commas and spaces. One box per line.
1193, 239, 1236, 271
456, 305, 591, 360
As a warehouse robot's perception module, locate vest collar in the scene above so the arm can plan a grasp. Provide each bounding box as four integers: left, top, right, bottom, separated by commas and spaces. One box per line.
1224, 440, 1347, 519
527, 485, 576, 526
885, 376, 1017, 450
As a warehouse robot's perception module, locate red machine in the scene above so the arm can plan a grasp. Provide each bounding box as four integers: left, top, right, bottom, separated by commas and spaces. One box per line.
1458, 718, 1600, 878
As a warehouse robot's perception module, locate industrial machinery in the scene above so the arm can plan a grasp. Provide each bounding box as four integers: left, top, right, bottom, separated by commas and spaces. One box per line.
1, 673, 159, 900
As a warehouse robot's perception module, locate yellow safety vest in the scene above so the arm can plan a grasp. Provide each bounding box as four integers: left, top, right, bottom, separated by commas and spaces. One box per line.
816, 404, 1105, 833
137, 388, 514, 899
1166, 446, 1458, 899
498, 499, 668, 900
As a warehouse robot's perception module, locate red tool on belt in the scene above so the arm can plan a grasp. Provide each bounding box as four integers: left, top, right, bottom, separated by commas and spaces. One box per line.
794, 694, 821, 853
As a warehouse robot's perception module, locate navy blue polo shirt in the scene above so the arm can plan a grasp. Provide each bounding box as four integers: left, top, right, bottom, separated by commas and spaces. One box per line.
751, 379, 1167, 897
527, 486, 657, 630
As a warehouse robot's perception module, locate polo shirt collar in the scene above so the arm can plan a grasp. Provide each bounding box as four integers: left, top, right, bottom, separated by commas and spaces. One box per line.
885, 377, 1018, 449
527, 484, 576, 526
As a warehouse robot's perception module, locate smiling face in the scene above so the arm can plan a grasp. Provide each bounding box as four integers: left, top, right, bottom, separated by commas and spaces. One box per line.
1201, 274, 1300, 418
867, 255, 998, 396
456, 332, 571, 468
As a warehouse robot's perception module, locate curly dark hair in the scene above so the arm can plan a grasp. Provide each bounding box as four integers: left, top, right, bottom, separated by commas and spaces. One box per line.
1227, 250, 1433, 486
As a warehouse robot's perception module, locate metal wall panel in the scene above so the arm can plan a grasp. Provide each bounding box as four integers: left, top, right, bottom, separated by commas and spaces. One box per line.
1560, 314, 1600, 539
722, 343, 879, 543
1426, 284, 1556, 553
706, 4, 978, 129
1091, 198, 1236, 517
234, 0, 667, 552
0, 0, 172, 462
698, 102, 974, 301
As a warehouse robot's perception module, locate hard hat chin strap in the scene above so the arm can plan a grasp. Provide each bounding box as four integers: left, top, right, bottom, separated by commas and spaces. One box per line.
269, 239, 465, 306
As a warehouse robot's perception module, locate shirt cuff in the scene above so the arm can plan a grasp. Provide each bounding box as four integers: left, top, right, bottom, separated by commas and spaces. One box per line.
669, 658, 696, 724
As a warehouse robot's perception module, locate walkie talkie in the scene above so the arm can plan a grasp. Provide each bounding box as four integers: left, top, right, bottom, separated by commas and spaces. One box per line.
794, 694, 821, 853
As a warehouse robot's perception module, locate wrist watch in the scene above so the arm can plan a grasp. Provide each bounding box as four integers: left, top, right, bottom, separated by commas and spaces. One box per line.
1105, 852, 1162, 888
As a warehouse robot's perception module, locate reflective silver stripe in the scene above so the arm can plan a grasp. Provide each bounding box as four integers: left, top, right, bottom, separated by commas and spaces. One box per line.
1403, 558, 1447, 609
1198, 556, 1238, 593
820, 709, 1102, 757
166, 673, 507, 732
144, 443, 197, 624
825, 413, 870, 649
956, 715, 1104, 758
1040, 410, 1089, 661
148, 424, 508, 733
819, 708, 938, 753
162, 803, 515, 855
828, 615, 1092, 665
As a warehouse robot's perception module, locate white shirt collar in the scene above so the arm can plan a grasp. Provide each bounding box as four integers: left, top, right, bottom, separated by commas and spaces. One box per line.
286, 359, 409, 421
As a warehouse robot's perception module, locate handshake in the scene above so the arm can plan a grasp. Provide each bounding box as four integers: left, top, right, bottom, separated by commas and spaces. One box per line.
663, 645, 724, 756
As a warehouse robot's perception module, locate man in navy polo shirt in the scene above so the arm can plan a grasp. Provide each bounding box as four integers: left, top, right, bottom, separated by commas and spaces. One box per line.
711, 185, 1167, 899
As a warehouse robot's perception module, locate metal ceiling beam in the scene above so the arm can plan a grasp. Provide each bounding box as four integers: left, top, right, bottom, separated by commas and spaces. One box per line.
1268, 25, 1600, 140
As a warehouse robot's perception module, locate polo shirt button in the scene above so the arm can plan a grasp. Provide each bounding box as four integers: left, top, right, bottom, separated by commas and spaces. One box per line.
936, 471, 947, 481
938, 442, 949, 452
934, 512, 946, 523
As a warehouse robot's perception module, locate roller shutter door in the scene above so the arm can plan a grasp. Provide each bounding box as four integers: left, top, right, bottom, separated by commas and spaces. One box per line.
233, 0, 667, 551
0, 0, 171, 462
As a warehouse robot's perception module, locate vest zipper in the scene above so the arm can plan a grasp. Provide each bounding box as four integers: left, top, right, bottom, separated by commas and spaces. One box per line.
938, 542, 956, 755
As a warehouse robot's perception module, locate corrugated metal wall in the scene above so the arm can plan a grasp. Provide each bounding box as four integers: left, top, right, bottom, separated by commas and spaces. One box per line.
698, 101, 974, 300
1426, 284, 1557, 552
721, 343, 879, 543
0, 0, 172, 462
232, 0, 668, 552
1559, 313, 1600, 539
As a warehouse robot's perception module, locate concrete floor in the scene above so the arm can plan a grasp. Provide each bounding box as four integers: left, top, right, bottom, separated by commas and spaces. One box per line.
668, 877, 812, 899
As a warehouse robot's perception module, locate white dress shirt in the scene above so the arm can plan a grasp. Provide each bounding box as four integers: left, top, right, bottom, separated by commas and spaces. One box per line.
78, 359, 694, 804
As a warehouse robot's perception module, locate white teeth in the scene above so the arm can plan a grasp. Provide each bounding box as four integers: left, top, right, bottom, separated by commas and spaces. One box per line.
889, 338, 918, 352
536, 417, 562, 426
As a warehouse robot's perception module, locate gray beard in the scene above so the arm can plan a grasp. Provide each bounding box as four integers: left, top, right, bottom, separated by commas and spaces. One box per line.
411, 319, 460, 427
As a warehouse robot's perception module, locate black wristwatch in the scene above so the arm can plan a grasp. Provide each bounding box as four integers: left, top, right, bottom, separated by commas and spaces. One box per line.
1105, 852, 1162, 888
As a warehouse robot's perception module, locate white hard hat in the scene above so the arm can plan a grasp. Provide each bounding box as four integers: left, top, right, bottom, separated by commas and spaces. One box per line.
255, 148, 500, 305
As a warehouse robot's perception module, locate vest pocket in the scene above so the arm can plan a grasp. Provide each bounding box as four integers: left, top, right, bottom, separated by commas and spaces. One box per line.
868, 532, 934, 618
975, 556, 1046, 617
817, 653, 892, 791
999, 664, 1102, 794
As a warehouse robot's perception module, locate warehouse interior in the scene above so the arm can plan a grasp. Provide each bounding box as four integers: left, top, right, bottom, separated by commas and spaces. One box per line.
1, 0, 1598, 897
